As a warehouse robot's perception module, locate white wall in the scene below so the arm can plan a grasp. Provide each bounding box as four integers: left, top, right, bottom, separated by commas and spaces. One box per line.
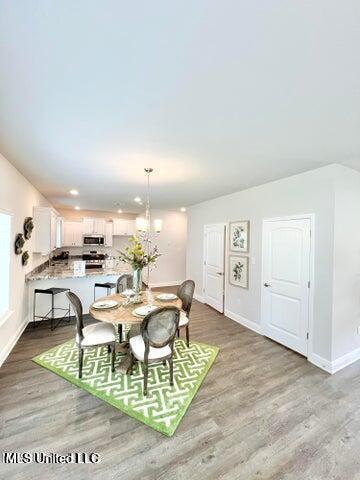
0, 153, 52, 365
187, 164, 345, 363
332, 169, 360, 363
144, 210, 187, 287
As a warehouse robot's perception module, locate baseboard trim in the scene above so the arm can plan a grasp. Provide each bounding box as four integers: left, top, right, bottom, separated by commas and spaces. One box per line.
0, 317, 29, 367
194, 293, 204, 303
224, 309, 262, 335
308, 353, 332, 373
331, 347, 360, 374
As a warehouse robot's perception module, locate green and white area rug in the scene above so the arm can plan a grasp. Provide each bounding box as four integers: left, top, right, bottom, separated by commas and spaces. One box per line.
32, 338, 218, 436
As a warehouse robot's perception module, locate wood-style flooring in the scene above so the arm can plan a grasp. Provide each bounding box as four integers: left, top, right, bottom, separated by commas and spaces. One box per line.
1, 287, 360, 480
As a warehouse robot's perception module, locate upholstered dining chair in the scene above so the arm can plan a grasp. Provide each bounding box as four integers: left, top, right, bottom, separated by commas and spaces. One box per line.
128, 306, 180, 396
177, 280, 195, 347
115, 273, 133, 341
66, 291, 116, 379
116, 273, 133, 294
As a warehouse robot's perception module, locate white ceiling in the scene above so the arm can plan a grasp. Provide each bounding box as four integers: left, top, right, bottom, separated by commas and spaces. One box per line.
0, 1, 359, 213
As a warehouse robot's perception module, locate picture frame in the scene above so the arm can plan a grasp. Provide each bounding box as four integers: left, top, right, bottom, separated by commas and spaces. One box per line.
229, 220, 249, 253
229, 255, 249, 289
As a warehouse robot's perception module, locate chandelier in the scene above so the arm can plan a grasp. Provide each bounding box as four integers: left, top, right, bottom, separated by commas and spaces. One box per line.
136, 168, 162, 234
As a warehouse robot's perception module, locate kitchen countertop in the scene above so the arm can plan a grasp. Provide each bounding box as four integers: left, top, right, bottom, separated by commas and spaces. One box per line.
25, 261, 130, 281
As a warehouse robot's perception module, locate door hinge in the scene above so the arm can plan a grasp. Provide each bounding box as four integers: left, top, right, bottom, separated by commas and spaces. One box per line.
308, 280, 310, 288
306, 332, 309, 340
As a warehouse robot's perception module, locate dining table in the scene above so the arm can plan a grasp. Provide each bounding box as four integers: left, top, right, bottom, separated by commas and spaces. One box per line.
89, 291, 182, 373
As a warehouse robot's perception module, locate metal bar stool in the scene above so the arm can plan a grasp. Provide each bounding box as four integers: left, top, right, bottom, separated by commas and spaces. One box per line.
33, 287, 71, 331
93, 282, 117, 301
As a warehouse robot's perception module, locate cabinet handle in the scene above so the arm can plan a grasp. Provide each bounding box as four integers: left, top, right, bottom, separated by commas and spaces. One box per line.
264, 283, 271, 287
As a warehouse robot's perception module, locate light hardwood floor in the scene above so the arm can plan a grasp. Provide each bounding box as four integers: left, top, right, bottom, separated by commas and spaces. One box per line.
1, 288, 360, 480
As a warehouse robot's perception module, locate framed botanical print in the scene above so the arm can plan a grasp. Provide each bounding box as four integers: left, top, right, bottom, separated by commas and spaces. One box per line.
229, 220, 249, 253
229, 255, 249, 289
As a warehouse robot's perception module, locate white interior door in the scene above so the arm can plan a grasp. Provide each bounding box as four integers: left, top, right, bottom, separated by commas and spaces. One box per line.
262, 217, 311, 356
203, 224, 225, 312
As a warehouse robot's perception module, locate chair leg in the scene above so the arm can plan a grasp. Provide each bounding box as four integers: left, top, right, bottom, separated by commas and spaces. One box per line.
118, 324, 122, 342
169, 357, 174, 386
177, 328, 180, 337
33, 291, 36, 328
107, 345, 111, 354
128, 353, 135, 375
79, 348, 84, 378
50, 293, 54, 331
143, 362, 148, 397
111, 343, 115, 372
186, 325, 190, 347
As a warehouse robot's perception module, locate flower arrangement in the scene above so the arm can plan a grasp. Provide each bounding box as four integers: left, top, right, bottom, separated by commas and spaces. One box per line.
119, 236, 161, 270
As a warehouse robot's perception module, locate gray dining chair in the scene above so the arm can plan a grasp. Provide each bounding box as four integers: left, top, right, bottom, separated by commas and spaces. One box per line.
116, 273, 133, 294
128, 306, 180, 396
177, 280, 195, 347
66, 291, 116, 378
115, 273, 133, 341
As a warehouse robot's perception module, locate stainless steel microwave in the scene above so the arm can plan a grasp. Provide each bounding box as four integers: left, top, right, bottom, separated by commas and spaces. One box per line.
83, 235, 105, 246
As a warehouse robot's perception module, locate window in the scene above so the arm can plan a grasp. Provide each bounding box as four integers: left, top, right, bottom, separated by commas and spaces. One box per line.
0, 211, 11, 319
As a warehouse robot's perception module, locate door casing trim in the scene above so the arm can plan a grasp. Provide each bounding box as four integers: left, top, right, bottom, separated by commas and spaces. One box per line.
203, 223, 227, 313
260, 213, 315, 359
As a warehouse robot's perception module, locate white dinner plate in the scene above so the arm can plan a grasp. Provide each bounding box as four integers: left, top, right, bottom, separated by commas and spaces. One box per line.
120, 289, 135, 297
156, 293, 178, 301
92, 300, 119, 310
133, 305, 158, 317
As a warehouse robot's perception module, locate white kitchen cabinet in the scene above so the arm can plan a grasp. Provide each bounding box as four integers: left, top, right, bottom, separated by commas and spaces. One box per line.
33, 207, 59, 254
82, 217, 106, 235
62, 221, 83, 247
105, 222, 113, 247
82, 218, 94, 235
94, 218, 106, 235
113, 219, 136, 236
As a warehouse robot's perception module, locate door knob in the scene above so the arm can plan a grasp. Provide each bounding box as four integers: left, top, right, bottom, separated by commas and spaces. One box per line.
264, 282, 271, 287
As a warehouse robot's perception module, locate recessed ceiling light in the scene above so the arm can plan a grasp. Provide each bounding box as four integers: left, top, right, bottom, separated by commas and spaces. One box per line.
180, 207, 186, 212
117, 209, 123, 214
70, 189, 79, 196
134, 196, 141, 203
74, 206, 80, 210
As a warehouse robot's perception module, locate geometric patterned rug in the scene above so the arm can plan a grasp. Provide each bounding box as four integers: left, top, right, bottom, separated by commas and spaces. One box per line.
32, 338, 219, 436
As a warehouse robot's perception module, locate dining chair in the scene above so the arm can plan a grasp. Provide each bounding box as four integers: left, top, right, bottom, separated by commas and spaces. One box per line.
66, 291, 116, 379
177, 280, 195, 347
116, 273, 133, 293
115, 273, 133, 341
128, 306, 180, 396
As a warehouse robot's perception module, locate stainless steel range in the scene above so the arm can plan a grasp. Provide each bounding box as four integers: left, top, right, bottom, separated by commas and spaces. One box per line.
82, 251, 105, 269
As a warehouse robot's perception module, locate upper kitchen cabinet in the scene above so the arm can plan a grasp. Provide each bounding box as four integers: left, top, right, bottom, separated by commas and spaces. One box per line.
113, 219, 136, 236
82, 217, 106, 235
33, 207, 60, 254
105, 222, 113, 247
62, 221, 83, 247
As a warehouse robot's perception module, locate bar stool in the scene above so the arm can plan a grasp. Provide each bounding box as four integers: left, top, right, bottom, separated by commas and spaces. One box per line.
33, 287, 71, 331
93, 282, 117, 301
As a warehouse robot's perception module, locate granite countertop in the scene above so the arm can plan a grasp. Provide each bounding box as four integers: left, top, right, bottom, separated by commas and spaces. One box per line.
26, 260, 131, 281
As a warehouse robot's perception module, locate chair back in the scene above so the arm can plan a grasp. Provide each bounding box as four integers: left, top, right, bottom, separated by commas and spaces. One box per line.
141, 306, 180, 350
116, 273, 133, 293
66, 291, 84, 340
177, 280, 195, 317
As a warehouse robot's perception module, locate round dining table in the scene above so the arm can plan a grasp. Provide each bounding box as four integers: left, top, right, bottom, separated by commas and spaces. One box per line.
89, 291, 182, 372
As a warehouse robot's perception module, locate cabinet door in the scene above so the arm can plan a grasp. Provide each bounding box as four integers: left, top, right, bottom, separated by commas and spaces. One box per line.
105, 222, 113, 247
73, 222, 84, 246
50, 211, 57, 250
62, 222, 73, 246
94, 218, 106, 235
83, 218, 94, 234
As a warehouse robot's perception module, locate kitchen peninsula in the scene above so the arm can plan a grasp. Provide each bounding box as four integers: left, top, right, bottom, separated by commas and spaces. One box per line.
26, 258, 131, 323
